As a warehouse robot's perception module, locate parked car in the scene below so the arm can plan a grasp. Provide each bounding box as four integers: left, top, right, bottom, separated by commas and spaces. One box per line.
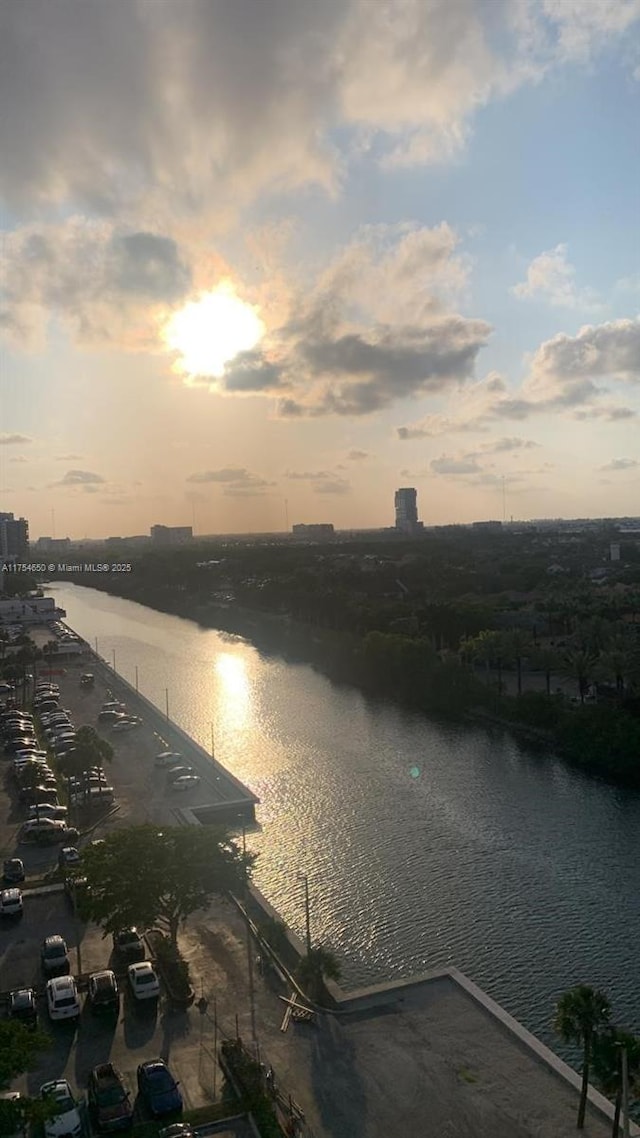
8, 988, 37, 1028
171, 775, 201, 792
69, 786, 114, 807
0, 888, 23, 918
128, 961, 160, 1000
111, 720, 141, 733
58, 846, 80, 868
88, 970, 120, 1015
40, 1080, 82, 1136
21, 820, 78, 845
80, 673, 95, 688
136, 1060, 182, 1118
45, 977, 80, 1022
113, 927, 145, 962
19, 787, 59, 808
159, 1127, 193, 1138
154, 752, 183, 767
166, 766, 196, 783
2, 857, 24, 883
98, 710, 127, 724
28, 804, 68, 822
87, 1063, 132, 1131
41, 935, 70, 976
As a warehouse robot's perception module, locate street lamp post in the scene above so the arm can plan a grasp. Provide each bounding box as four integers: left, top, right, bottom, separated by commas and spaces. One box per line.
622, 1045, 630, 1138
238, 816, 257, 1043
165, 687, 170, 721
135, 665, 139, 693
297, 873, 312, 957
615, 1041, 631, 1138
112, 648, 116, 672
94, 636, 98, 658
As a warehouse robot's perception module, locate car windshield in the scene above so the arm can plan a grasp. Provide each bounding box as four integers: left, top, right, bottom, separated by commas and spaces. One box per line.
97, 1086, 126, 1106
137, 971, 154, 984
46, 1088, 74, 1111
54, 995, 76, 1008
45, 942, 66, 958
12, 992, 32, 1008
147, 1068, 172, 1088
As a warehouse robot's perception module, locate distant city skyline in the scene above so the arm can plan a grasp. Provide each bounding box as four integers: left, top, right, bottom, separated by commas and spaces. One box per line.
1, 2, 639, 537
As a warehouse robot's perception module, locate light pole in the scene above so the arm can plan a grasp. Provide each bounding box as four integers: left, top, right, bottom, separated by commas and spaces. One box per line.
620, 1043, 630, 1138
165, 687, 170, 721
297, 873, 312, 957
239, 816, 257, 1043
135, 665, 139, 693
94, 636, 98, 658
112, 648, 116, 672
211, 721, 215, 758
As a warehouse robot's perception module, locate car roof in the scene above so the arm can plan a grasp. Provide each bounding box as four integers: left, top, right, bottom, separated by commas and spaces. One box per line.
129, 961, 153, 973
48, 975, 74, 990
10, 988, 35, 1003
44, 934, 66, 948
1, 888, 21, 899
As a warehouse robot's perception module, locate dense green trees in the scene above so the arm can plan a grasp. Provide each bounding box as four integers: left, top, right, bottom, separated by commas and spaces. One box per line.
79, 825, 251, 944
0, 1020, 52, 1133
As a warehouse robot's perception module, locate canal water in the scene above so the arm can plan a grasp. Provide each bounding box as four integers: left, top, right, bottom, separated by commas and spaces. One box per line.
51, 582, 640, 1056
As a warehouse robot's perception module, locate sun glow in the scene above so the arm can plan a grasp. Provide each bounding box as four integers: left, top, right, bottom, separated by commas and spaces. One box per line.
164, 282, 265, 378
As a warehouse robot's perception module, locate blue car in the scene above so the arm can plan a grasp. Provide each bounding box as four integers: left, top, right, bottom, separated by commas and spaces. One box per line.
136, 1061, 182, 1118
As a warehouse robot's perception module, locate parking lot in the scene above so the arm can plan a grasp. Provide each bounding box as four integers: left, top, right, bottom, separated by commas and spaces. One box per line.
0, 661, 260, 1130
0, 890, 231, 1122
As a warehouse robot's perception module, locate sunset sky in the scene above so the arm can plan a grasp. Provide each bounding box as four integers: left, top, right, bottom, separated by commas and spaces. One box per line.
1, 0, 639, 538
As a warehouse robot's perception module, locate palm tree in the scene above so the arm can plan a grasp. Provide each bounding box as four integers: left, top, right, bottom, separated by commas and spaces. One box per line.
502, 629, 532, 696
554, 985, 612, 1129
561, 649, 598, 704
297, 945, 341, 1002
592, 1027, 640, 1138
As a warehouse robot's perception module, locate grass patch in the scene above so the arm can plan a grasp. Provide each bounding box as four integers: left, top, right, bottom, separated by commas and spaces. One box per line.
457, 1067, 478, 1084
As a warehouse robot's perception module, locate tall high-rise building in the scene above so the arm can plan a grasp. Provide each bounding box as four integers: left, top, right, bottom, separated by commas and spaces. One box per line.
394, 488, 422, 534
0, 512, 29, 562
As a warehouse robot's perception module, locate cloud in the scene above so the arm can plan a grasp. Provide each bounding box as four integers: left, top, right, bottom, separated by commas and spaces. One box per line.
572, 404, 637, 421
0, 433, 31, 445
8, 456, 28, 463
55, 453, 84, 460
431, 454, 483, 475
599, 458, 639, 471
186, 467, 274, 495
53, 469, 105, 486
522, 317, 640, 408
186, 468, 254, 484
346, 449, 369, 460
482, 436, 539, 452
286, 470, 333, 481
313, 478, 350, 495
0, 218, 192, 349
512, 244, 600, 309
285, 469, 350, 494
1, 0, 638, 230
